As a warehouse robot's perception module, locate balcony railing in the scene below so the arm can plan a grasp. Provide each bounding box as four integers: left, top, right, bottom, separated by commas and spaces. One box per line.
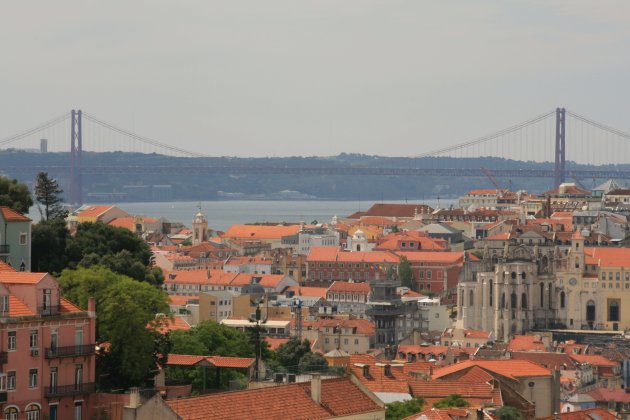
38, 305, 60, 316
45, 382, 96, 398
45, 344, 96, 359
0, 245, 9, 254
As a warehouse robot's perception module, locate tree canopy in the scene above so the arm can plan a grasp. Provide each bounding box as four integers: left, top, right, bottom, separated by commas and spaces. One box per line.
398, 255, 414, 290
0, 176, 32, 214
496, 406, 523, 420
31, 219, 70, 274
385, 397, 425, 420
58, 266, 170, 389
34, 172, 68, 221
433, 394, 470, 409
272, 337, 312, 372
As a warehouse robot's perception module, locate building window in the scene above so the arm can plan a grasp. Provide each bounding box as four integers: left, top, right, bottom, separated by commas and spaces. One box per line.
426, 271, 432, 279
29, 369, 38, 388
75, 365, 83, 389
355, 339, 359, 345
74, 402, 82, 420
4, 408, 17, 420
19, 233, 27, 245
560, 292, 565, 309
7, 331, 16, 351
29, 330, 38, 349
7, 371, 15, 390
608, 300, 620, 322
0, 295, 8, 314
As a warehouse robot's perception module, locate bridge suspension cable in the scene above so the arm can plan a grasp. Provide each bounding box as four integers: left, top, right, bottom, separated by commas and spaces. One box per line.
412, 109, 556, 158
566, 110, 630, 142
0, 112, 69, 147
81, 112, 211, 158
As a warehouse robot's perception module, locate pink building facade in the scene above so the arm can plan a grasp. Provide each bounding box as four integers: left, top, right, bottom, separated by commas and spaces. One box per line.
0, 271, 96, 420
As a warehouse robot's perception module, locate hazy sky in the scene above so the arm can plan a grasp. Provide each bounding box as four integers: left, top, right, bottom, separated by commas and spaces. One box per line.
2, 1, 630, 157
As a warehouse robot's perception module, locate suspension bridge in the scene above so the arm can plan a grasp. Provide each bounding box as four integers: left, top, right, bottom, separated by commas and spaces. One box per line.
1, 107, 630, 205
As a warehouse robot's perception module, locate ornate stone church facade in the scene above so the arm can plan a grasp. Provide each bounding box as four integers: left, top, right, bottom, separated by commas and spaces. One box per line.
456, 235, 580, 342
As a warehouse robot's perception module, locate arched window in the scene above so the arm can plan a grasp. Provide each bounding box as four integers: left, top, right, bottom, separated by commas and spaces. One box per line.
540, 283, 544, 307
511, 292, 517, 309
521, 272, 526, 280
522, 293, 527, 309
4, 407, 18, 420
489, 282, 493, 307
560, 292, 566, 309
511, 272, 517, 280
586, 300, 596, 322
548, 283, 553, 308
469, 290, 474, 307
25, 404, 40, 420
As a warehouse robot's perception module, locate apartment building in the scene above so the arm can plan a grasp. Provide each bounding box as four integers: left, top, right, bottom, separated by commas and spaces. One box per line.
0, 270, 96, 420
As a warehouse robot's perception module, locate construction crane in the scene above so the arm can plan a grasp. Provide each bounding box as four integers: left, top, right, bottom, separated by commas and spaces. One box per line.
481, 167, 501, 190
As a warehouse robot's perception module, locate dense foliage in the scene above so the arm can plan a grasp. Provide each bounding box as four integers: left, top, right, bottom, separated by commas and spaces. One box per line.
433, 394, 471, 408
385, 397, 425, 420
58, 266, 170, 389
398, 255, 414, 290
168, 321, 258, 391
496, 406, 524, 420
33, 221, 163, 284
0, 175, 32, 213
34, 171, 68, 220
268, 337, 328, 374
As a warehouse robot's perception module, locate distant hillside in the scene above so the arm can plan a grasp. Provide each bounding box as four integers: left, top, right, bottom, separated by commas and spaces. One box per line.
0, 150, 624, 202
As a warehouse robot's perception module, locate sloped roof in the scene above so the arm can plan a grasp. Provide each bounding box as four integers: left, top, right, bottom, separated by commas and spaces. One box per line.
348, 203, 433, 219
0, 272, 47, 284
507, 335, 547, 352
0, 261, 16, 272
584, 247, 630, 268
511, 352, 576, 370
328, 281, 371, 294
223, 224, 301, 240
569, 354, 617, 367
538, 407, 617, 420
396, 251, 463, 264
0, 207, 30, 222
165, 377, 382, 420
8, 295, 35, 317
348, 354, 412, 394
432, 360, 551, 381
286, 286, 328, 300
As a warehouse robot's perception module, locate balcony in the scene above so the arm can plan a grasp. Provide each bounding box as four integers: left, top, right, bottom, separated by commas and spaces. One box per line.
44, 382, 96, 398
38, 305, 60, 316
0, 245, 9, 254
45, 344, 96, 359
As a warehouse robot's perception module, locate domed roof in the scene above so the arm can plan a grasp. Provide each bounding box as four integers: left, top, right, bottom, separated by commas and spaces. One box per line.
193, 211, 207, 224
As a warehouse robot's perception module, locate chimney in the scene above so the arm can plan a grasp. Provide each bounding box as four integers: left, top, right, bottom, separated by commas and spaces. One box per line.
87, 297, 96, 317
128, 387, 141, 408
311, 373, 321, 405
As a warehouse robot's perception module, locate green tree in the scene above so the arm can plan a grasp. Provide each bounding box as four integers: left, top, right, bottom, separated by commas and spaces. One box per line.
66, 222, 162, 285
169, 321, 258, 391
433, 394, 470, 409
34, 172, 68, 221
58, 266, 170, 389
496, 406, 523, 420
0, 176, 32, 214
398, 255, 414, 290
385, 397, 425, 420
31, 219, 70, 274
298, 352, 328, 373
273, 337, 312, 372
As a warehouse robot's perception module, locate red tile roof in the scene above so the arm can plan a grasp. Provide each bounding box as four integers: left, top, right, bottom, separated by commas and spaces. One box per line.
409, 379, 501, 407
348, 203, 434, 219
166, 377, 382, 420
223, 224, 301, 240
507, 335, 547, 352
0, 207, 30, 222
59, 298, 84, 313
396, 252, 464, 264
587, 387, 630, 403
328, 281, 371, 294
308, 247, 400, 264
584, 247, 630, 268
8, 295, 35, 317
538, 407, 617, 420
286, 286, 328, 300
569, 354, 618, 368
348, 354, 412, 394
151, 316, 191, 334
0, 272, 47, 284
264, 337, 289, 351
403, 408, 471, 420
510, 352, 576, 370
432, 360, 551, 381
0, 261, 16, 272
207, 356, 254, 368
76, 205, 116, 218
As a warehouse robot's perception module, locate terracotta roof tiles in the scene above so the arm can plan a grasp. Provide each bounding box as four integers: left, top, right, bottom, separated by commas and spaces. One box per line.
0, 207, 30, 222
